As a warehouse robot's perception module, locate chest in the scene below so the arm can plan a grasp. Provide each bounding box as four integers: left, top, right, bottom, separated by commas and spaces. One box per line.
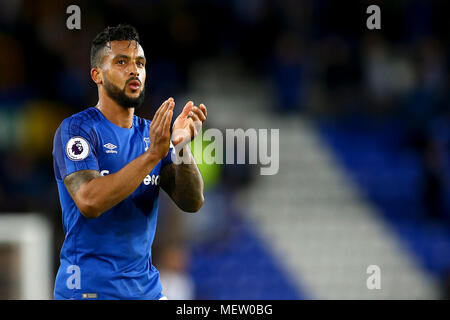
94, 125, 161, 189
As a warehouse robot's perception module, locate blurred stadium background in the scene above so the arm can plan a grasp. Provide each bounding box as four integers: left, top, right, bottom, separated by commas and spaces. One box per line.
0, 0, 449, 299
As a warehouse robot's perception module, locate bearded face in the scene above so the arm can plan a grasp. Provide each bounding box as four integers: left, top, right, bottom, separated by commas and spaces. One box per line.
96, 40, 147, 110
103, 74, 146, 110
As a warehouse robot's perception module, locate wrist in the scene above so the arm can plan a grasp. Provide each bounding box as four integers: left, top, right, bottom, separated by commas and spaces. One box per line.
144, 149, 163, 162
172, 143, 193, 165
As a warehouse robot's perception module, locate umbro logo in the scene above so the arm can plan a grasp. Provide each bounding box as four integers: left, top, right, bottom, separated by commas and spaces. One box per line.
104, 143, 118, 154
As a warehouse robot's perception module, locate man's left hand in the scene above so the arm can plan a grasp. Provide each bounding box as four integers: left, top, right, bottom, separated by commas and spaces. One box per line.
172, 101, 207, 147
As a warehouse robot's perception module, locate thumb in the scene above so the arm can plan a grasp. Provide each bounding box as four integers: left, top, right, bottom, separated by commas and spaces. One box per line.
172, 135, 184, 146
179, 101, 194, 118
172, 128, 190, 148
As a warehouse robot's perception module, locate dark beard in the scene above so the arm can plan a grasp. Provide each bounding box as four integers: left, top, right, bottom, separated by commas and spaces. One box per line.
103, 76, 145, 110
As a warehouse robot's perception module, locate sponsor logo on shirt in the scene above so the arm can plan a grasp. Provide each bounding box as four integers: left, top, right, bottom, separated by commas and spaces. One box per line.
143, 174, 160, 186
101, 170, 159, 186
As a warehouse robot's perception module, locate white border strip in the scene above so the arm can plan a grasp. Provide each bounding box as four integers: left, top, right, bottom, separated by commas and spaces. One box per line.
0, 214, 52, 299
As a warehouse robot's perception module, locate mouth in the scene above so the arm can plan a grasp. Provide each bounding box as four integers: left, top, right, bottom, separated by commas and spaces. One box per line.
127, 80, 141, 91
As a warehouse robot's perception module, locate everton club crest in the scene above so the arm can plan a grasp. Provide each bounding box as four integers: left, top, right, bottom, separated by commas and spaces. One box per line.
144, 137, 150, 151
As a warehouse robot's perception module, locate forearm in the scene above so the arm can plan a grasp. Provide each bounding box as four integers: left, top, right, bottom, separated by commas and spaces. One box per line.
75, 151, 160, 217
163, 146, 204, 212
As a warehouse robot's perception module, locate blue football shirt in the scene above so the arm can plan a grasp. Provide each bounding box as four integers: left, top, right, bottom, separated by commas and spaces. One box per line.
52, 106, 174, 300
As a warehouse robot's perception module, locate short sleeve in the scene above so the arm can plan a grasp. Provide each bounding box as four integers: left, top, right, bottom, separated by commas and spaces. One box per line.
53, 117, 99, 181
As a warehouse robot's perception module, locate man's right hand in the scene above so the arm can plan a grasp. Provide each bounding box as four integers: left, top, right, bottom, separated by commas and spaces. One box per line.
147, 98, 174, 160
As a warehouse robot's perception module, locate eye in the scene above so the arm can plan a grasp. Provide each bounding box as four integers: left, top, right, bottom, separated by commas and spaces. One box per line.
137, 61, 145, 67
117, 60, 126, 65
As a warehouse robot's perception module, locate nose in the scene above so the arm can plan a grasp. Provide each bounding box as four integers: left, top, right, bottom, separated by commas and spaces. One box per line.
128, 63, 139, 77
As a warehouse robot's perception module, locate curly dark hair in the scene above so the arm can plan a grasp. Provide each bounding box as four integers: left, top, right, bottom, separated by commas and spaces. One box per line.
90, 24, 140, 68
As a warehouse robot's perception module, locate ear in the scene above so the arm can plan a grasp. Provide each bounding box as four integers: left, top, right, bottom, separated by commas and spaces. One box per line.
91, 67, 103, 85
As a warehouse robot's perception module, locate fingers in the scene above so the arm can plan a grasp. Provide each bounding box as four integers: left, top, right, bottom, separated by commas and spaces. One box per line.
163, 102, 174, 133
152, 98, 173, 128
159, 99, 174, 132
189, 110, 200, 123
170, 101, 206, 147
199, 103, 207, 118
148, 98, 176, 159
188, 121, 196, 138
180, 101, 194, 119
191, 104, 205, 138
151, 99, 168, 128
191, 105, 206, 122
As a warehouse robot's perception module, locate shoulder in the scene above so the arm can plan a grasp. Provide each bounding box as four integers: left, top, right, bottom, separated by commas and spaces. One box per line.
59, 107, 102, 134
54, 107, 102, 150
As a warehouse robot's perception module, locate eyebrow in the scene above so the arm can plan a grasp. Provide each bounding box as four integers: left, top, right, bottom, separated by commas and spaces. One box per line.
114, 54, 146, 61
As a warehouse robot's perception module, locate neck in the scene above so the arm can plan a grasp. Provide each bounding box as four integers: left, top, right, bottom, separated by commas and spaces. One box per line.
96, 89, 134, 129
